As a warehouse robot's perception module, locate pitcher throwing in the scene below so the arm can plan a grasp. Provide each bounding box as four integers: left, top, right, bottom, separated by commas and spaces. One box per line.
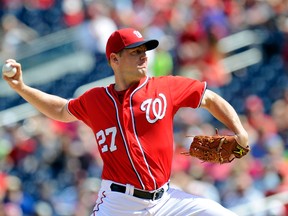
3, 28, 249, 216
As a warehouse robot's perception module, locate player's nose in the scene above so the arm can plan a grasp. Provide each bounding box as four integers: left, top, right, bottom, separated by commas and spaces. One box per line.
140, 52, 147, 60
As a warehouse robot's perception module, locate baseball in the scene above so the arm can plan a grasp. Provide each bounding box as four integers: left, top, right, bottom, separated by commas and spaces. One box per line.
2, 63, 17, 77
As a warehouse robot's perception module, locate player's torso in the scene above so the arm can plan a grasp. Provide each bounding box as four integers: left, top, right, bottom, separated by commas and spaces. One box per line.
86, 76, 175, 190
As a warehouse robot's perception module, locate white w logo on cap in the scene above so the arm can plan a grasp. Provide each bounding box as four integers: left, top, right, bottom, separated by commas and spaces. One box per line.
133, 30, 143, 38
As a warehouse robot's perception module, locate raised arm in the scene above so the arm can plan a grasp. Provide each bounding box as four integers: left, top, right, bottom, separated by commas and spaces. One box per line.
200, 89, 248, 148
2, 59, 77, 122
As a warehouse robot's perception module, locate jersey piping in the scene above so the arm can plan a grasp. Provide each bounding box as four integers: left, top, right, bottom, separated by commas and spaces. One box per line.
197, 82, 207, 108
129, 76, 157, 190
105, 87, 145, 189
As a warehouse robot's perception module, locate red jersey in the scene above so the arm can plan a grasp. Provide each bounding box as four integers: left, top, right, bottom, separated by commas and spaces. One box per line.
67, 76, 206, 190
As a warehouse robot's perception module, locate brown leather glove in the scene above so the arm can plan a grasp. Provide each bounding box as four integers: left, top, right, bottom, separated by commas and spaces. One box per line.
181, 129, 250, 164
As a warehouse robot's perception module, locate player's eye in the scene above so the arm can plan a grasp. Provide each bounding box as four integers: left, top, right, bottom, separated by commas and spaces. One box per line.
130, 50, 138, 55
129, 46, 146, 56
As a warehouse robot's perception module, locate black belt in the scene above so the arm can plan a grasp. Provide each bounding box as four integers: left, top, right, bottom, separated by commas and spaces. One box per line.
110, 183, 168, 201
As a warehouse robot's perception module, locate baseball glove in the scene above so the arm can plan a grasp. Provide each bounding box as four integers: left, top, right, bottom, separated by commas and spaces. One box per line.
181, 129, 250, 164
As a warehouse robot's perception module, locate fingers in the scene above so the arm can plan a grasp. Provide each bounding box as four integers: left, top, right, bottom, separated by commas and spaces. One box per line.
5, 59, 21, 71
234, 132, 249, 149
5, 59, 16, 63
3, 59, 21, 76
2, 59, 23, 89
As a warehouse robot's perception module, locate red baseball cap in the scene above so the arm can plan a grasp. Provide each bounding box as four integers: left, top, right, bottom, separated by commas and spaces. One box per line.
106, 28, 159, 60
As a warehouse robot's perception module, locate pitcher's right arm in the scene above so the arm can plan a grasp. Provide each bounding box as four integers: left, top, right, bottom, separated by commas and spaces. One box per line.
2, 59, 77, 122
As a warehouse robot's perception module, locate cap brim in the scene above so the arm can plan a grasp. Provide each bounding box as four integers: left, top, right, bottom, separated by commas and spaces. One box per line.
125, 39, 159, 51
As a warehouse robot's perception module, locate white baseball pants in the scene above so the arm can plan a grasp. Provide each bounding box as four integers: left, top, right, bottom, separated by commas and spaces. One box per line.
91, 180, 237, 216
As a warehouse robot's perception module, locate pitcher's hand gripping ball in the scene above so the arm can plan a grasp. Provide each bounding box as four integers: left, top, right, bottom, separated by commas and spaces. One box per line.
181, 129, 250, 164
2, 63, 17, 77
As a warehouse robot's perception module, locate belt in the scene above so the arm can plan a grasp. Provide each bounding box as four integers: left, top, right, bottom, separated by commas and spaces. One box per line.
110, 183, 168, 201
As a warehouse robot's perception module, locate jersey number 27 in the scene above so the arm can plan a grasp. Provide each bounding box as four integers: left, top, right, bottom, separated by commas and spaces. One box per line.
96, 127, 117, 153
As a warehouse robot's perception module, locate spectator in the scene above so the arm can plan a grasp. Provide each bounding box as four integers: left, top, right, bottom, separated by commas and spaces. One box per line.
0, 14, 38, 59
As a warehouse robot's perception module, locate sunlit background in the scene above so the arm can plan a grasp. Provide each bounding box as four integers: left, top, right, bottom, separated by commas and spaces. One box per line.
0, 0, 288, 215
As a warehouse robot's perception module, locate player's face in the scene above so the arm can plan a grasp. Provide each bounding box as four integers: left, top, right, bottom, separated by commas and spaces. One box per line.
118, 45, 148, 79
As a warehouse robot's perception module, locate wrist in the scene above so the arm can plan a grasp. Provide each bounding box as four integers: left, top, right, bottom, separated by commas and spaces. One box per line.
235, 130, 249, 147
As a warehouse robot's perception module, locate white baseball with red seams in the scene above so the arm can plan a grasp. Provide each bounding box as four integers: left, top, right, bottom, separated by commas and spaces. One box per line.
2, 63, 17, 77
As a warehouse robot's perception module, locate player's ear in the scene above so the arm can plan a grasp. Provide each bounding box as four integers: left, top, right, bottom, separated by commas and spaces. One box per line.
110, 53, 119, 64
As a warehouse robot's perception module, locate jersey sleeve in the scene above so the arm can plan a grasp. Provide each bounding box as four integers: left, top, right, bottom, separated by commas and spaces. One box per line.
166, 75, 206, 109
67, 89, 95, 128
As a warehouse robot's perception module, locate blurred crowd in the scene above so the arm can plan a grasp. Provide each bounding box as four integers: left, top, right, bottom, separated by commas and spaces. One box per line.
1, 0, 288, 215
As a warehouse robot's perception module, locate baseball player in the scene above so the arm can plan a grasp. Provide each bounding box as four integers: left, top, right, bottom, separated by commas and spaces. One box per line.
3, 28, 248, 216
